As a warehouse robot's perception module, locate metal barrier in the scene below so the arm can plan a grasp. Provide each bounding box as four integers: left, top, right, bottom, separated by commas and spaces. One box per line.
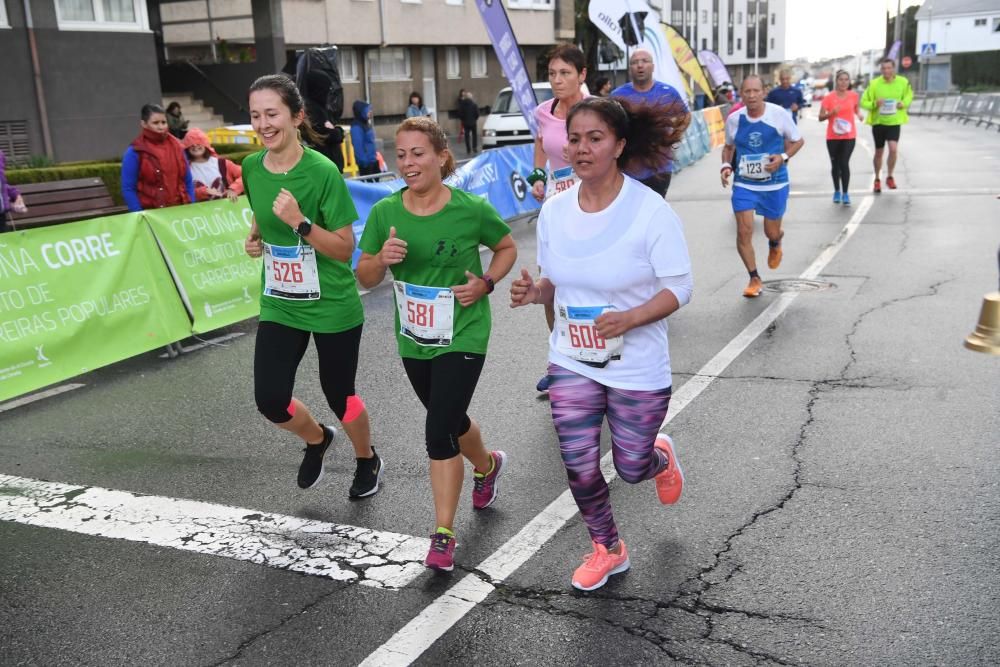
910, 92, 1000, 131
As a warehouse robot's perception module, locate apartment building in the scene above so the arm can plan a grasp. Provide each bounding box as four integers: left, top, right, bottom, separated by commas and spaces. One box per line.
158, 0, 575, 140
1, 0, 572, 162
664, 0, 788, 84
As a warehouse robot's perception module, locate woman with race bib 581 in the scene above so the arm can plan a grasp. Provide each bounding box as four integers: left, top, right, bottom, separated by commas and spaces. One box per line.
357, 117, 517, 573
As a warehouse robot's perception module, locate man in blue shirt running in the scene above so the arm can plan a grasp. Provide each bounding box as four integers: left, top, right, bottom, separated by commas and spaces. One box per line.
612, 48, 691, 197
766, 70, 806, 124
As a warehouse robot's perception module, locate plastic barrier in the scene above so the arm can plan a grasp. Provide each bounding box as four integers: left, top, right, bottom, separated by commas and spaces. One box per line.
0, 215, 193, 402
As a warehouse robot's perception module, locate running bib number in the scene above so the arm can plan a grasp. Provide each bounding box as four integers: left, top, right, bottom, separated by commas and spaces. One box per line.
833, 118, 852, 135
546, 166, 577, 198
880, 99, 898, 115
738, 153, 771, 181
263, 242, 320, 300
555, 304, 623, 366
394, 281, 454, 347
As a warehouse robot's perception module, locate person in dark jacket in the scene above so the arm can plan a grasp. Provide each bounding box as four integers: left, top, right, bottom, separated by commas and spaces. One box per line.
350, 100, 379, 176
165, 102, 189, 140
121, 104, 194, 212
303, 67, 346, 172
457, 89, 480, 155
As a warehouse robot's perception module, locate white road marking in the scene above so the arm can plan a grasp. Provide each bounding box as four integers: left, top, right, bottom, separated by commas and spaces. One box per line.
360, 196, 877, 667
0, 475, 429, 590
0, 383, 85, 413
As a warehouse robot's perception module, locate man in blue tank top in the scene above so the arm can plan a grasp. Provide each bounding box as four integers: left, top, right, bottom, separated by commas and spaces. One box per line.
720, 75, 804, 298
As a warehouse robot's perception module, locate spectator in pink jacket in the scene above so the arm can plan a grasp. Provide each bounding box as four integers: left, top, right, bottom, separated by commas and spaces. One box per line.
0, 149, 27, 233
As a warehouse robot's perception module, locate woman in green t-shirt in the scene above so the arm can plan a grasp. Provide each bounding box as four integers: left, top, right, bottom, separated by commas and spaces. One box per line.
356, 117, 517, 572
242, 74, 382, 500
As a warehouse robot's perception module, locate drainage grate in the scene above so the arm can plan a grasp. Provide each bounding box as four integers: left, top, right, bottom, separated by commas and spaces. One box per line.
763, 279, 836, 293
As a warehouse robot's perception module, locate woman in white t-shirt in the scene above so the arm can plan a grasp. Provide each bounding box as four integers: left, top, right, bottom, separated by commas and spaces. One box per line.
510, 97, 692, 592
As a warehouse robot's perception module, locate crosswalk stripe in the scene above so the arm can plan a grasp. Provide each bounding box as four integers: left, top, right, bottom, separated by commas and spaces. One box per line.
0, 474, 429, 590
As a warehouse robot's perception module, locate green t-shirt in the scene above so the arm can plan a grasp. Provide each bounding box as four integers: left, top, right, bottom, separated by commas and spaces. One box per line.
862, 75, 913, 126
358, 186, 511, 359
242, 147, 364, 333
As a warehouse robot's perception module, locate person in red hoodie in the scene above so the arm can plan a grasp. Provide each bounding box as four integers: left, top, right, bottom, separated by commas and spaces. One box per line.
181, 128, 244, 203
121, 104, 194, 212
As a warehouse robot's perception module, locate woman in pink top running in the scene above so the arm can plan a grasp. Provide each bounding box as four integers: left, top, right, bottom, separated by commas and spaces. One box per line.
528, 43, 588, 394
529, 43, 588, 203
818, 70, 863, 206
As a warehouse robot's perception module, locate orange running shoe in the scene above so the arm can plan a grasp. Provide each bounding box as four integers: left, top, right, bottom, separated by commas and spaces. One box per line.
572, 541, 631, 591
653, 434, 684, 505
886, 175, 897, 189
743, 276, 763, 298
873, 178, 882, 194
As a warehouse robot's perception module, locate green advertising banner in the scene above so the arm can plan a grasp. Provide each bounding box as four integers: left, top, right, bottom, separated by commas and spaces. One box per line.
0, 214, 192, 402
143, 198, 262, 334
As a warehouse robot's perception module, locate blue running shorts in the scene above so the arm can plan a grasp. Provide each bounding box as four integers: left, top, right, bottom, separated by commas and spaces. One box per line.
731, 185, 790, 220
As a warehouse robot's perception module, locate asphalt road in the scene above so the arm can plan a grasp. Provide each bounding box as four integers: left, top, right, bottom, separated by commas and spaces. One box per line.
2, 111, 999, 667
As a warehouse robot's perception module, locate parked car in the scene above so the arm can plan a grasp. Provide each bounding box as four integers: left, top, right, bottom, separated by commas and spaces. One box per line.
482, 83, 554, 149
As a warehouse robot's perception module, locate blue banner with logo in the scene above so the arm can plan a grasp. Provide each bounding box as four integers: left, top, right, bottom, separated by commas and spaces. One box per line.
475, 0, 539, 137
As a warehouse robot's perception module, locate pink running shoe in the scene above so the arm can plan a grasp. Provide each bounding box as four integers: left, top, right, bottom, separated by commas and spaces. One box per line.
572, 541, 631, 591
472, 450, 508, 510
654, 434, 684, 505
424, 532, 457, 572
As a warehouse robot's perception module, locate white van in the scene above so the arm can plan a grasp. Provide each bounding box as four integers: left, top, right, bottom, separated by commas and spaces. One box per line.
482, 83, 554, 149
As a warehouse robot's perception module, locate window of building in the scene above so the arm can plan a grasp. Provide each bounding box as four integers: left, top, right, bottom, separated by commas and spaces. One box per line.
470, 46, 487, 78
771, 13, 776, 25
737, 37, 742, 50
973, 18, 986, 26
0, 0, 8, 27
339, 48, 358, 82
508, 0, 553, 9
737, 11, 742, 24
55, 0, 148, 30
400, 0, 420, 4
446, 46, 460, 79
770, 38, 775, 50
701, 9, 707, 22
672, 10, 682, 24
367, 47, 411, 81
994, 17, 1000, 31
701, 37, 707, 50
446, 0, 463, 5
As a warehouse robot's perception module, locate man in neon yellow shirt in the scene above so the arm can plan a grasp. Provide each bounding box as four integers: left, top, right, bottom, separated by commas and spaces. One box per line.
861, 58, 913, 193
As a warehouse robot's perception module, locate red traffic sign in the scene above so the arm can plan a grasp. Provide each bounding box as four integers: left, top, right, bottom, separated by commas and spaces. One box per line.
902, 56, 913, 68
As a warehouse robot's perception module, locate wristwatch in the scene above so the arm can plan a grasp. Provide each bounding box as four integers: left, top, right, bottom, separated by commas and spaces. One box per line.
295, 218, 313, 237
781, 152, 790, 163
481, 273, 495, 294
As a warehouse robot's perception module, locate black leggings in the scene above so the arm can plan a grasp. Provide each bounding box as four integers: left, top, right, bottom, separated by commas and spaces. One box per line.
254, 321, 361, 424
826, 139, 855, 192
402, 352, 485, 460
463, 126, 478, 153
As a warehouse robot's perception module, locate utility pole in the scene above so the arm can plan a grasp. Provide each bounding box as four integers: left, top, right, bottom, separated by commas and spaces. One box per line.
894, 0, 903, 45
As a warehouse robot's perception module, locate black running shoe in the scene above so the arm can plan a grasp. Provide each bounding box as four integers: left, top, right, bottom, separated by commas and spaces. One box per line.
297, 424, 335, 489
349, 450, 384, 499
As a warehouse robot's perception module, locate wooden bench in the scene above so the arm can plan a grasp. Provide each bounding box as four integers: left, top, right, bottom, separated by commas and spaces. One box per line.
8, 177, 127, 230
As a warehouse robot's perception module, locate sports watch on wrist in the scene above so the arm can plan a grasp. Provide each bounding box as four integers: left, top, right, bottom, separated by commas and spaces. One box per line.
481, 274, 495, 294
781, 152, 790, 163
295, 218, 313, 237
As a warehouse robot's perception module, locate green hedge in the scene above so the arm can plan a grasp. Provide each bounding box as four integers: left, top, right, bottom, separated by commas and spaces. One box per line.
8, 150, 259, 207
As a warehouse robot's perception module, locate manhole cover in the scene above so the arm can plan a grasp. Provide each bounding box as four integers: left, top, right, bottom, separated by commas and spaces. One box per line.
763, 279, 836, 293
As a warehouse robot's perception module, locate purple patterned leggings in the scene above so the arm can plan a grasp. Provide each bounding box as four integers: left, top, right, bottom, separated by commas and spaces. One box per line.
548, 363, 672, 549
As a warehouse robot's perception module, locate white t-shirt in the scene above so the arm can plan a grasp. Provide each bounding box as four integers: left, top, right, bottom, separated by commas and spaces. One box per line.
189, 156, 223, 191
537, 176, 691, 390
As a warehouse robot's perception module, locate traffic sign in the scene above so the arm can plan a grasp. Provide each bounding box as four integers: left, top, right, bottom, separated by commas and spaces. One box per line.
920, 43, 937, 60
